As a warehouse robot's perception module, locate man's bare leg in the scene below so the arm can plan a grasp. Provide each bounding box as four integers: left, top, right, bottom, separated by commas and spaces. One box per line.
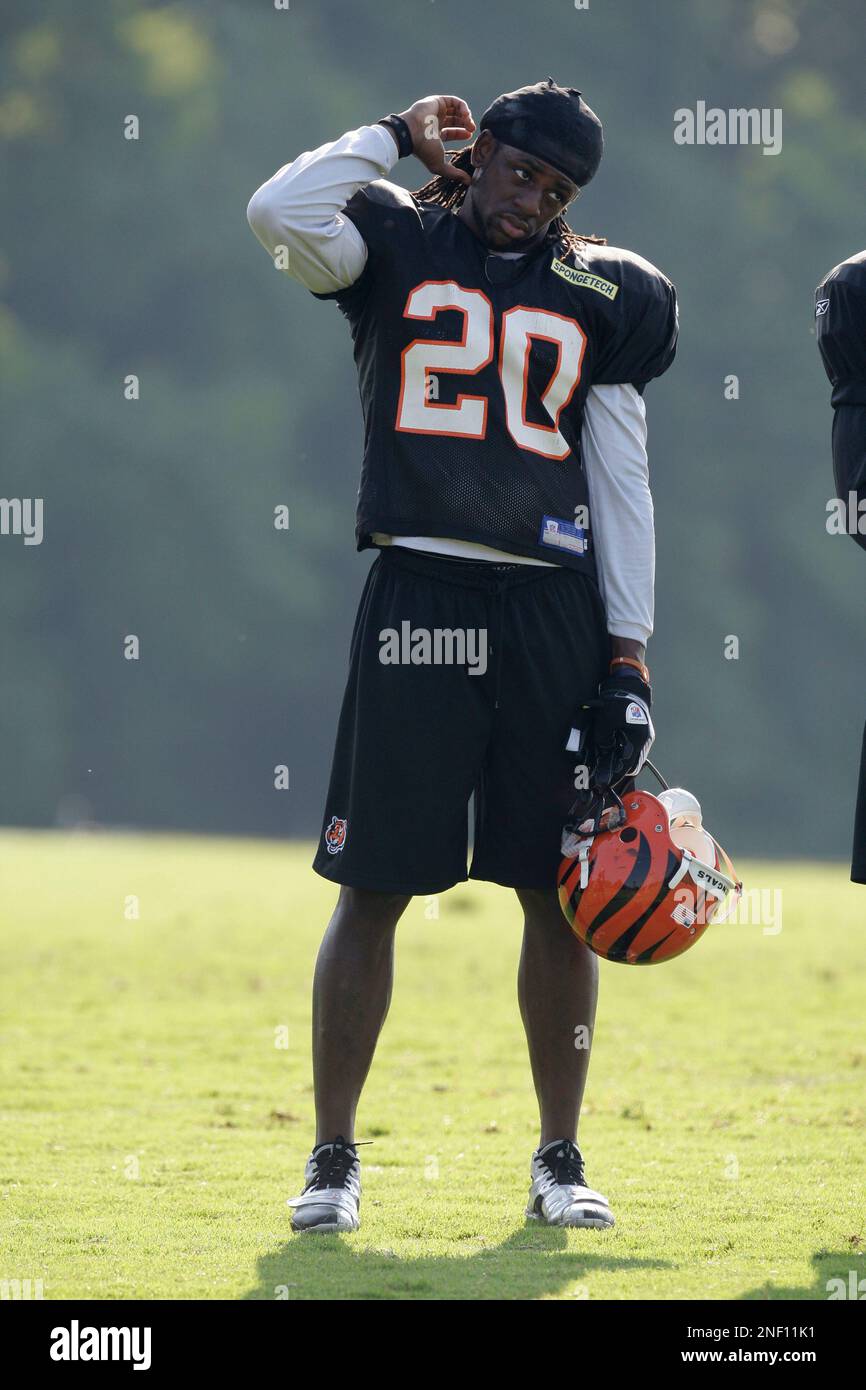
312, 885, 411, 1143
516, 886, 613, 1227
516, 886, 599, 1144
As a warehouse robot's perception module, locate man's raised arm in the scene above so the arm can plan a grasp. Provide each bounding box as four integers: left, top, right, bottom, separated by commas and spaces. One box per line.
246, 124, 400, 294
246, 98, 474, 295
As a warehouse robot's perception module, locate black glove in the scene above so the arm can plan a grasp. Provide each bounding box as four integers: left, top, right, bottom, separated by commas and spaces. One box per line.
567, 670, 654, 792
591, 671, 654, 786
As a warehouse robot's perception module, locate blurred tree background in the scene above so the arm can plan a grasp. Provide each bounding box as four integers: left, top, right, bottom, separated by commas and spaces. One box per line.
1, 0, 864, 860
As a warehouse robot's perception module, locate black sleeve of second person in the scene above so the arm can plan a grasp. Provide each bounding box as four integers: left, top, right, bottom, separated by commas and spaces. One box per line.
816, 275, 866, 408
852, 720, 866, 885
831, 407, 866, 553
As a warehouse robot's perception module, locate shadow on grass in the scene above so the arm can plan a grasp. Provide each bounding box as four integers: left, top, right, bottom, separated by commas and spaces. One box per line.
245, 1223, 671, 1301
739, 1249, 866, 1302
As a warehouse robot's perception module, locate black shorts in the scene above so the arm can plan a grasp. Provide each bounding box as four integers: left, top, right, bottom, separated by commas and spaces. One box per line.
312, 546, 610, 894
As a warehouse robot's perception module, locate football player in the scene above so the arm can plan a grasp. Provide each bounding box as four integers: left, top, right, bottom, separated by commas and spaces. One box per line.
248, 80, 678, 1233
815, 252, 866, 885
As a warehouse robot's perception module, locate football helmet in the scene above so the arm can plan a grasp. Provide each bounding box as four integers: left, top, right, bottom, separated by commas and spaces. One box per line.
557, 763, 741, 965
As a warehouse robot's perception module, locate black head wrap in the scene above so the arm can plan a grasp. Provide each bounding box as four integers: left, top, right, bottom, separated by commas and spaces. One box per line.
479, 76, 603, 189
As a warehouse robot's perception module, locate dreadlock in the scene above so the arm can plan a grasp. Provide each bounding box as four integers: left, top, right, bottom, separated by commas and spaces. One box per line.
411, 145, 606, 253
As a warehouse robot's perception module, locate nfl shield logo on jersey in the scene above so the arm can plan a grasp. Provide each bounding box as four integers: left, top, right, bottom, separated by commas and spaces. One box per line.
325, 816, 347, 854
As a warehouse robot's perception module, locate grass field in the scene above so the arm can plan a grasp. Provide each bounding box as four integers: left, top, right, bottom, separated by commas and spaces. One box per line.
0, 829, 864, 1301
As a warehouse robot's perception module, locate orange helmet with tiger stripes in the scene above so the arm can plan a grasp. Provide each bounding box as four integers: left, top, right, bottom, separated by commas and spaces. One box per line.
557, 781, 741, 965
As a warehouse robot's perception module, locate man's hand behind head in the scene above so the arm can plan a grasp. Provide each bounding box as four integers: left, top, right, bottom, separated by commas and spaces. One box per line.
397, 95, 476, 185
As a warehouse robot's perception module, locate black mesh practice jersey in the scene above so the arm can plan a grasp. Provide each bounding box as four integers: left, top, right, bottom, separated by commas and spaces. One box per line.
816, 251, 866, 555
314, 181, 678, 571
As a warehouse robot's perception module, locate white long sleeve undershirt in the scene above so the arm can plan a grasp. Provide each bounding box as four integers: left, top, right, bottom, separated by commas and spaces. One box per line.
247, 125, 655, 643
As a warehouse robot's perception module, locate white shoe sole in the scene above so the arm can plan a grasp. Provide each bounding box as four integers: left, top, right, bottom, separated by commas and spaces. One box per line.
288, 1202, 360, 1235
526, 1205, 615, 1229
291, 1220, 354, 1235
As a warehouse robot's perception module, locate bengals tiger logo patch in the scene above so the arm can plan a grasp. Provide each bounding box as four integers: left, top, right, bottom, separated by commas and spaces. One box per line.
325, 816, 347, 854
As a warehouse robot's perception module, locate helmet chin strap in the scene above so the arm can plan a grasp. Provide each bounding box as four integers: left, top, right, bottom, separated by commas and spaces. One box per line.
643, 759, 669, 792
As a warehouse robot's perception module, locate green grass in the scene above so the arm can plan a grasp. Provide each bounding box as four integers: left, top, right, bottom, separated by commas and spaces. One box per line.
0, 830, 863, 1300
